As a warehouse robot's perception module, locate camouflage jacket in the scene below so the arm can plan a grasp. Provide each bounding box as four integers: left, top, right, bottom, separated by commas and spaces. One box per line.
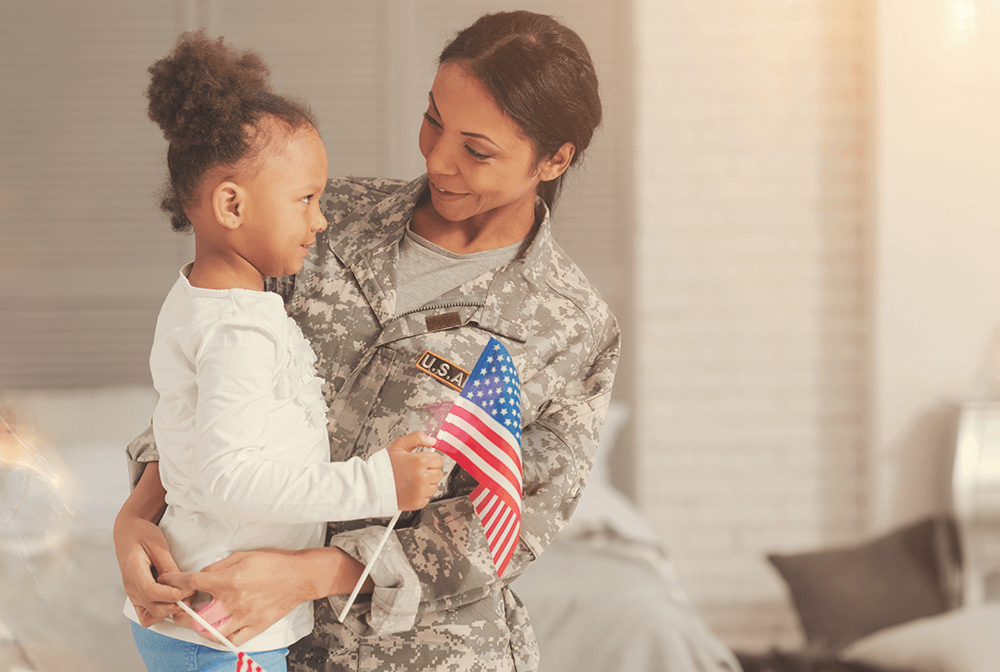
127, 175, 620, 672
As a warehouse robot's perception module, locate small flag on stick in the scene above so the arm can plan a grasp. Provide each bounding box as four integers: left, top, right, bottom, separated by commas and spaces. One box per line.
434, 337, 523, 577
336, 337, 523, 623
175, 600, 267, 672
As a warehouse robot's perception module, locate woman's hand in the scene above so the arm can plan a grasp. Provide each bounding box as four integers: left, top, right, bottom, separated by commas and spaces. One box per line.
159, 546, 369, 647
113, 462, 193, 626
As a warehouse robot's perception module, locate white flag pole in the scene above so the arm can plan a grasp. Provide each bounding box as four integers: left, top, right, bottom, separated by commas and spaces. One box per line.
175, 600, 241, 655
337, 510, 401, 622
176, 600, 269, 672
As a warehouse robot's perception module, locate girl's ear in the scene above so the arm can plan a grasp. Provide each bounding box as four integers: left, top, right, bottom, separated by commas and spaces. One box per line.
213, 181, 245, 230
538, 142, 576, 182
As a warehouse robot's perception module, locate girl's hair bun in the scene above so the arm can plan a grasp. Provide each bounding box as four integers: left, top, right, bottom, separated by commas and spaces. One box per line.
148, 30, 316, 233
146, 29, 271, 150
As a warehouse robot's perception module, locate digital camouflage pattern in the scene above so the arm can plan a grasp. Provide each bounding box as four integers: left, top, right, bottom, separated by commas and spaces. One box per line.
127, 175, 620, 672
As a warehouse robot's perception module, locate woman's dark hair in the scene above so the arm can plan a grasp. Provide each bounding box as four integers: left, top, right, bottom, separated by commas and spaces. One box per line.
439, 11, 602, 212
146, 30, 316, 232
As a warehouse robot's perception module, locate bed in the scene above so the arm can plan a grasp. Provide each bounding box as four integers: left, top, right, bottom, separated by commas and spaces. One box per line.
0, 386, 741, 672
734, 403, 1000, 672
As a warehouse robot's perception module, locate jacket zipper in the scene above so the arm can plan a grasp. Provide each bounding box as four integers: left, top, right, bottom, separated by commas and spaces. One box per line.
391, 298, 485, 321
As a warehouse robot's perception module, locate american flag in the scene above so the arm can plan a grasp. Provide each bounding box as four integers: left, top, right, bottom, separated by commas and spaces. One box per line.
237, 652, 265, 672
434, 337, 523, 577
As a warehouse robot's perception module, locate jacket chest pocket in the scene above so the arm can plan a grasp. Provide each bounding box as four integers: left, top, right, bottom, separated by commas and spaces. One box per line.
327, 336, 486, 466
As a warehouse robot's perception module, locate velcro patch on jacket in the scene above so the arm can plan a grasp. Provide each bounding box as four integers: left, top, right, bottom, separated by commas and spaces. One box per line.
425, 312, 462, 332
416, 350, 469, 392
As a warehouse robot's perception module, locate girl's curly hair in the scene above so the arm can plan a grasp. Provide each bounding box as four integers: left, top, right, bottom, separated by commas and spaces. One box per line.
146, 30, 316, 232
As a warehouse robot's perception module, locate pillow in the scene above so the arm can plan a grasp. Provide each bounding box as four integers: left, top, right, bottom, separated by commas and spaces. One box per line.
768, 517, 961, 653
840, 605, 1000, 672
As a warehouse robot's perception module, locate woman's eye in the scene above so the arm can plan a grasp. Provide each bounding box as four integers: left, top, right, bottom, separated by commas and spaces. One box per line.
465, 146, 491, 161
422, 111, 489, 161
301, 196, 311, 204
423, 112, 442, 129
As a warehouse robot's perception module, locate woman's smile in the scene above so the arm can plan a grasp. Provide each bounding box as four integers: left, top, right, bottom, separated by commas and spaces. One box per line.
429, 181, 468, 200
413, 61, 575, 255
414, 61, 548, 250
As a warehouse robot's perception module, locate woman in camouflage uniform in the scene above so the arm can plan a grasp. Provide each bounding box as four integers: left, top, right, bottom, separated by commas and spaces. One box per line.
115, 11, 619, 672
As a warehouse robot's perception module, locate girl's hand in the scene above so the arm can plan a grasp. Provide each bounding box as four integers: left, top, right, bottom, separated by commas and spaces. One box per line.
113, 512, 192, 626
113, 462, 193, 626
158, 546, 366, 647
387, 431, 444, 510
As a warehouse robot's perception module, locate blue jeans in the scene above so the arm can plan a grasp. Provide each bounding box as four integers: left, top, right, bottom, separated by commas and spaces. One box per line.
130, 621, 288, 672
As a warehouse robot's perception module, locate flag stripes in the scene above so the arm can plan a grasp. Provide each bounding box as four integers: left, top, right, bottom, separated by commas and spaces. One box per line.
436, 401, 522, 509
472, 483, 520, 576
446, 400, 522, 475
433, 337, 523, 578
237, 652, 265, 672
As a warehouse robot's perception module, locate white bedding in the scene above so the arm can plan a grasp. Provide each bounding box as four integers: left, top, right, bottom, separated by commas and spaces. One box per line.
514, 403, 741, 672
516, 535, 741, 672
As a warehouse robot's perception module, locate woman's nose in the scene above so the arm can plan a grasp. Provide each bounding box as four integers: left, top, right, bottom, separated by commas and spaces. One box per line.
424, 136, 457, 176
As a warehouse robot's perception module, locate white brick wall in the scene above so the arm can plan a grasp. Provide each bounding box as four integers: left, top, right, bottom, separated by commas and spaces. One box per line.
634, 0, 872, 651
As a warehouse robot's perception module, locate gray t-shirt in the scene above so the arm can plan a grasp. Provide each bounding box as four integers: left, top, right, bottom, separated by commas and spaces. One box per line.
394, 222, 524, 316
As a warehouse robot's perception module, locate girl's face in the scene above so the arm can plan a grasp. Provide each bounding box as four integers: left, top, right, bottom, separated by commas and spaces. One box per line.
418, 62, 550, 231
239, 128, 329, 279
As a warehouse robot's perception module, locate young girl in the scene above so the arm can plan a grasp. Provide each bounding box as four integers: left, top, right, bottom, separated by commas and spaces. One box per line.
123, 31, 443, 672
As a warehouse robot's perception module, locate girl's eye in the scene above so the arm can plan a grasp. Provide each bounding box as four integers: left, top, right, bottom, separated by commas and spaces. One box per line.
465, 146, 491, 162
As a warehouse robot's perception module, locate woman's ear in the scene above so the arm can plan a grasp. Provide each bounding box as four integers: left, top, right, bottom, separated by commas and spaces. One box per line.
212, 181, 245, 230
538, 142, 576, 182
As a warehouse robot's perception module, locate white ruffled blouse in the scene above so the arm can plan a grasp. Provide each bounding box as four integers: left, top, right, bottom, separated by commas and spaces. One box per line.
124, 265, 397, 652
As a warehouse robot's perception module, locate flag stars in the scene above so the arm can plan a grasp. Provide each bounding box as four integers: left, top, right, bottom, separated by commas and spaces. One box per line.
441, 337, 521, 578
457, 340, 522, 436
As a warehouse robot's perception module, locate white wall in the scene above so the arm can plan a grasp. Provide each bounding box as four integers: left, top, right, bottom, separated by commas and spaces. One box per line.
872, 0, 1000, 531
634, 0, 872, 649
633, 0, 1000, 650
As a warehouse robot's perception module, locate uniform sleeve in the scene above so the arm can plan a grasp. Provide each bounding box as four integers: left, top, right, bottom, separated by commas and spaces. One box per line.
328, 318, 621, 637
126, 424, 159, 490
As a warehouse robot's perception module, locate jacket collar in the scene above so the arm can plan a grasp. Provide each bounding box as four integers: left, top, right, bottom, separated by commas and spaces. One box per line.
326, 174, 552, 342
325, 175, 426, 268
